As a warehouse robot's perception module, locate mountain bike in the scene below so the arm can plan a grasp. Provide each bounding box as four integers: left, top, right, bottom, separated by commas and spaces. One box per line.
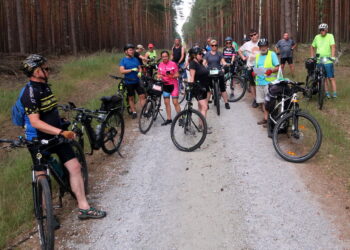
0, 136, 88, 250
178, 66, 188, 104
110, 75, 133, 115
59, 99, 124, 155
139, 76, 166, 134
208, 67, 222, 116
224, 63, 247, 102
267, 80, 323, 163
304, 54, 335, 110
170, 82, 207, 152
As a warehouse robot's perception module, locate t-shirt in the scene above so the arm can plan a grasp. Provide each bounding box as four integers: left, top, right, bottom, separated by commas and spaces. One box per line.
147, 50, 157, 60
134, 51, 143, 65
223, 47, 236, 63
238, 40, 260, 67
158, 60, 178, 85
21, 81, 61, 140
119, 57, 140, 84
255, 51, 280, 86
276, 39, 295, 58
189, 60, 209, 86
312, 33, 335, 64
204, 51, 224, 69
172, 46, 184, 64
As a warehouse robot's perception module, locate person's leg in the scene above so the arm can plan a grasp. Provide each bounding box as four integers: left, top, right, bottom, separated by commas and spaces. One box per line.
126, 85, 136, 113
128, 96, 136, 112
172, 98, 181, 113
163, 97, 171, 120
139, 94, 146, 107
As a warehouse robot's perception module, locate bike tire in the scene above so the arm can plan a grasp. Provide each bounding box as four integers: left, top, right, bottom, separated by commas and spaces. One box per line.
214, 80, 220, 116
272, 111, 322, 163
228, 76, 247, 102
318, 78, 325, 110
139, 100, 155, 134
70, 140, 89, 194
170, 109, 207, 152
101, 111, 125, 154
36, 177, 55, 250
178, 81, 186, 104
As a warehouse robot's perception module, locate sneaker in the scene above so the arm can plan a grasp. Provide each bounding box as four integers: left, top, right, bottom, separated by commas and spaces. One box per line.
208, 100, 213, 104
326, 92, 331, 99
252, 100, 259, 108
333, 92, 337, 98
132, 112, 137, 119
225, 103, 230, 109
161, 119, 172, 126
257, 119, 267, 125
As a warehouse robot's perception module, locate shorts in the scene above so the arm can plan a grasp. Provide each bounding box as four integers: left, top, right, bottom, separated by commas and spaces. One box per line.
126, 82, 146, 97
29, 142, 76, 171
246, 68, 256, 86
320, 63, 335, 78
194, 83, 208, 101
163, 84, 179, 98
256, 85, 269, 104
280, 57, 293, 65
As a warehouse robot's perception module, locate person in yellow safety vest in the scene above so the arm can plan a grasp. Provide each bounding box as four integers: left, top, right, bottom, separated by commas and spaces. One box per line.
252, 38, 280, 126
145, 43, 157, 61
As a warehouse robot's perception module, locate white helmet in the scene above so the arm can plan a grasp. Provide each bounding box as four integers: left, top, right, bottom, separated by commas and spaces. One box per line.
319, 23, 328, 30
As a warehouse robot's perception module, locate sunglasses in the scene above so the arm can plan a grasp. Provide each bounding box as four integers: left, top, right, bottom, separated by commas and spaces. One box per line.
42, 67, 49, 72
211, 44, 218, 47
250, 33, 257, 37
226, 42, 232, 44
319, 29, 325, 32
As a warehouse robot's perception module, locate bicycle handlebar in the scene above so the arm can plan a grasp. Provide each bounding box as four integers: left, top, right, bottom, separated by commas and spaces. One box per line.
109, 75, 135, 82
0, 136, 69, 149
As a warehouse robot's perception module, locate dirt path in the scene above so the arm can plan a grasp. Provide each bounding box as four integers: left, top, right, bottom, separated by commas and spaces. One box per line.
55, 99, 348, 250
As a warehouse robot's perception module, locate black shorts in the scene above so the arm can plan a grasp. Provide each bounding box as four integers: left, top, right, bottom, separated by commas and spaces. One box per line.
193, 83, 208, 101
281, 57, 293, 65
126, 83, 146, 97
246, 68, 256, 86
29, 142, 76, 171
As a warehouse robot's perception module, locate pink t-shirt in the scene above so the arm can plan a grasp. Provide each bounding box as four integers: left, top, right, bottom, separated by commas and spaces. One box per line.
158, 61, 178, 85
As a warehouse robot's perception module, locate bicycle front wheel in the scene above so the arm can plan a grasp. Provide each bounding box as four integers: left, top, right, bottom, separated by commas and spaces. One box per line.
70, 140, 89, 194
227, 76, 247, 102
170, 109, 207, 152
101, 111, 125, 154
318, 78, 325, 110
272, 111, 322, 163
35, 177, 54, 250
214, 80, 220, 116
139, 100, 155, 134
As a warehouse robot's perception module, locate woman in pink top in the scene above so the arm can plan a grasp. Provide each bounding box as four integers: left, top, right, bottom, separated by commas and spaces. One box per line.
157, 51, 181, 126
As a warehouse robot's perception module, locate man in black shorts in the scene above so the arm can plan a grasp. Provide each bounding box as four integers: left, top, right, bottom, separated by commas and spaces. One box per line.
119, 44, 146, 119
275, 32, 296, 76
21, 54, 106, 220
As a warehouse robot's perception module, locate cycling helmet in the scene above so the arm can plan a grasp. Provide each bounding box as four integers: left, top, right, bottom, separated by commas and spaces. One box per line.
258, 38, 269, 47
22, 54, 47, 77
319, 23, 328, 30
124, 43, 135, 51
225, 36, 233, 42
189, 47, 203, 56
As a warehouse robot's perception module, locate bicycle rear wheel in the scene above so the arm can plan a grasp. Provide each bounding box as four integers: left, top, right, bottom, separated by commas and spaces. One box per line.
318, 78, 325, 110
227, 76, 247, 102
35, 177, 54, 250
272, 111, 322, 163
170, 109, 207, 152
70, 140, 89, 194
214, 80, 220, 116
101, 111, 125, 154
178, 81, 186, 104
139, 100, 155, 134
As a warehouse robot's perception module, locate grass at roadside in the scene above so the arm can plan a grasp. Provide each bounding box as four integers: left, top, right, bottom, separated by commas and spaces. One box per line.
0, 51, 123, 248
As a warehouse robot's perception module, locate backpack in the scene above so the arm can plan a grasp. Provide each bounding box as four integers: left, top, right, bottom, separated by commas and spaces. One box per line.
11, 83, 30, 127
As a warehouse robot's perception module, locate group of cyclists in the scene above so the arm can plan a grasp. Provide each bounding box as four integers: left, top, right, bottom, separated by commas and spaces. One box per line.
7, 22, 337, 236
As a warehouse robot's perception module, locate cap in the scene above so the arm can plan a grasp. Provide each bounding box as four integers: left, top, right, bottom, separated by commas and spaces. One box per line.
136, 44, 144, 50
148, 43, 154, 48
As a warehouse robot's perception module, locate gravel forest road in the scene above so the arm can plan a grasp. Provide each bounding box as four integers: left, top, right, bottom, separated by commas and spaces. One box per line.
62, 99, 347, 250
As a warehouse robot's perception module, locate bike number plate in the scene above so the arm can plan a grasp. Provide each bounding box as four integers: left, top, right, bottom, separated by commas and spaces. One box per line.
152, 85, 162, 91
210, 69, 219, 75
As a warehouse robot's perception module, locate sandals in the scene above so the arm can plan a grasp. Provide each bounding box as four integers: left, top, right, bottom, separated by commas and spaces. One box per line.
78, 207, 107, 220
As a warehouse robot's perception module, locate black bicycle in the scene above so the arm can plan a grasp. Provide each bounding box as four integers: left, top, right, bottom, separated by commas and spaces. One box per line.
224, 63, 247, 102
139, 76, 166, 134
178, 67, 188, 104
305, 54, 335, 110
59, 99, 124, 155
266, 80, 323, 163
0, 136, 88, 250
208, 67, 222, 116
170, 82, 208, 152
110, 75, 133, 115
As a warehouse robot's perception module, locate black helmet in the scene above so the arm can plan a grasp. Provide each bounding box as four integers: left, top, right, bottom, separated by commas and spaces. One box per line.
22, 54, 47, 77
225, 36, 233, 42
189, 47, 203, 56
124, 43, 135, 51
258, 38, 269, 47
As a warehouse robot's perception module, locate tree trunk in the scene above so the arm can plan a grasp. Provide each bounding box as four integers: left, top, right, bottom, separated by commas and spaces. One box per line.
334, 0, 340, 52
284, 0, 292, 36
68, 0, 77, 55
16, 0, 26, 53
4, 0, 14, 52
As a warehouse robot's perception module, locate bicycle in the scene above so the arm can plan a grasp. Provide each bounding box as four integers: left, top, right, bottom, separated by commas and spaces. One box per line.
178, 66, 188, 104
266, 80, 323, 163
224, 63, 247, 102
109, 75, 133, 115
139, 76, 166, 134
59, 99, 124, 155
170, 82, 208, 152
304, 54, 335, 110
208, 67, 223, 116
0, 136, 88, 250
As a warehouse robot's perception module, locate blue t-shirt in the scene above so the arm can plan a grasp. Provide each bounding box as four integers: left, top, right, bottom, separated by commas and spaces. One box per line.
119, 57, 140, 84
256, 51, 279, 86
